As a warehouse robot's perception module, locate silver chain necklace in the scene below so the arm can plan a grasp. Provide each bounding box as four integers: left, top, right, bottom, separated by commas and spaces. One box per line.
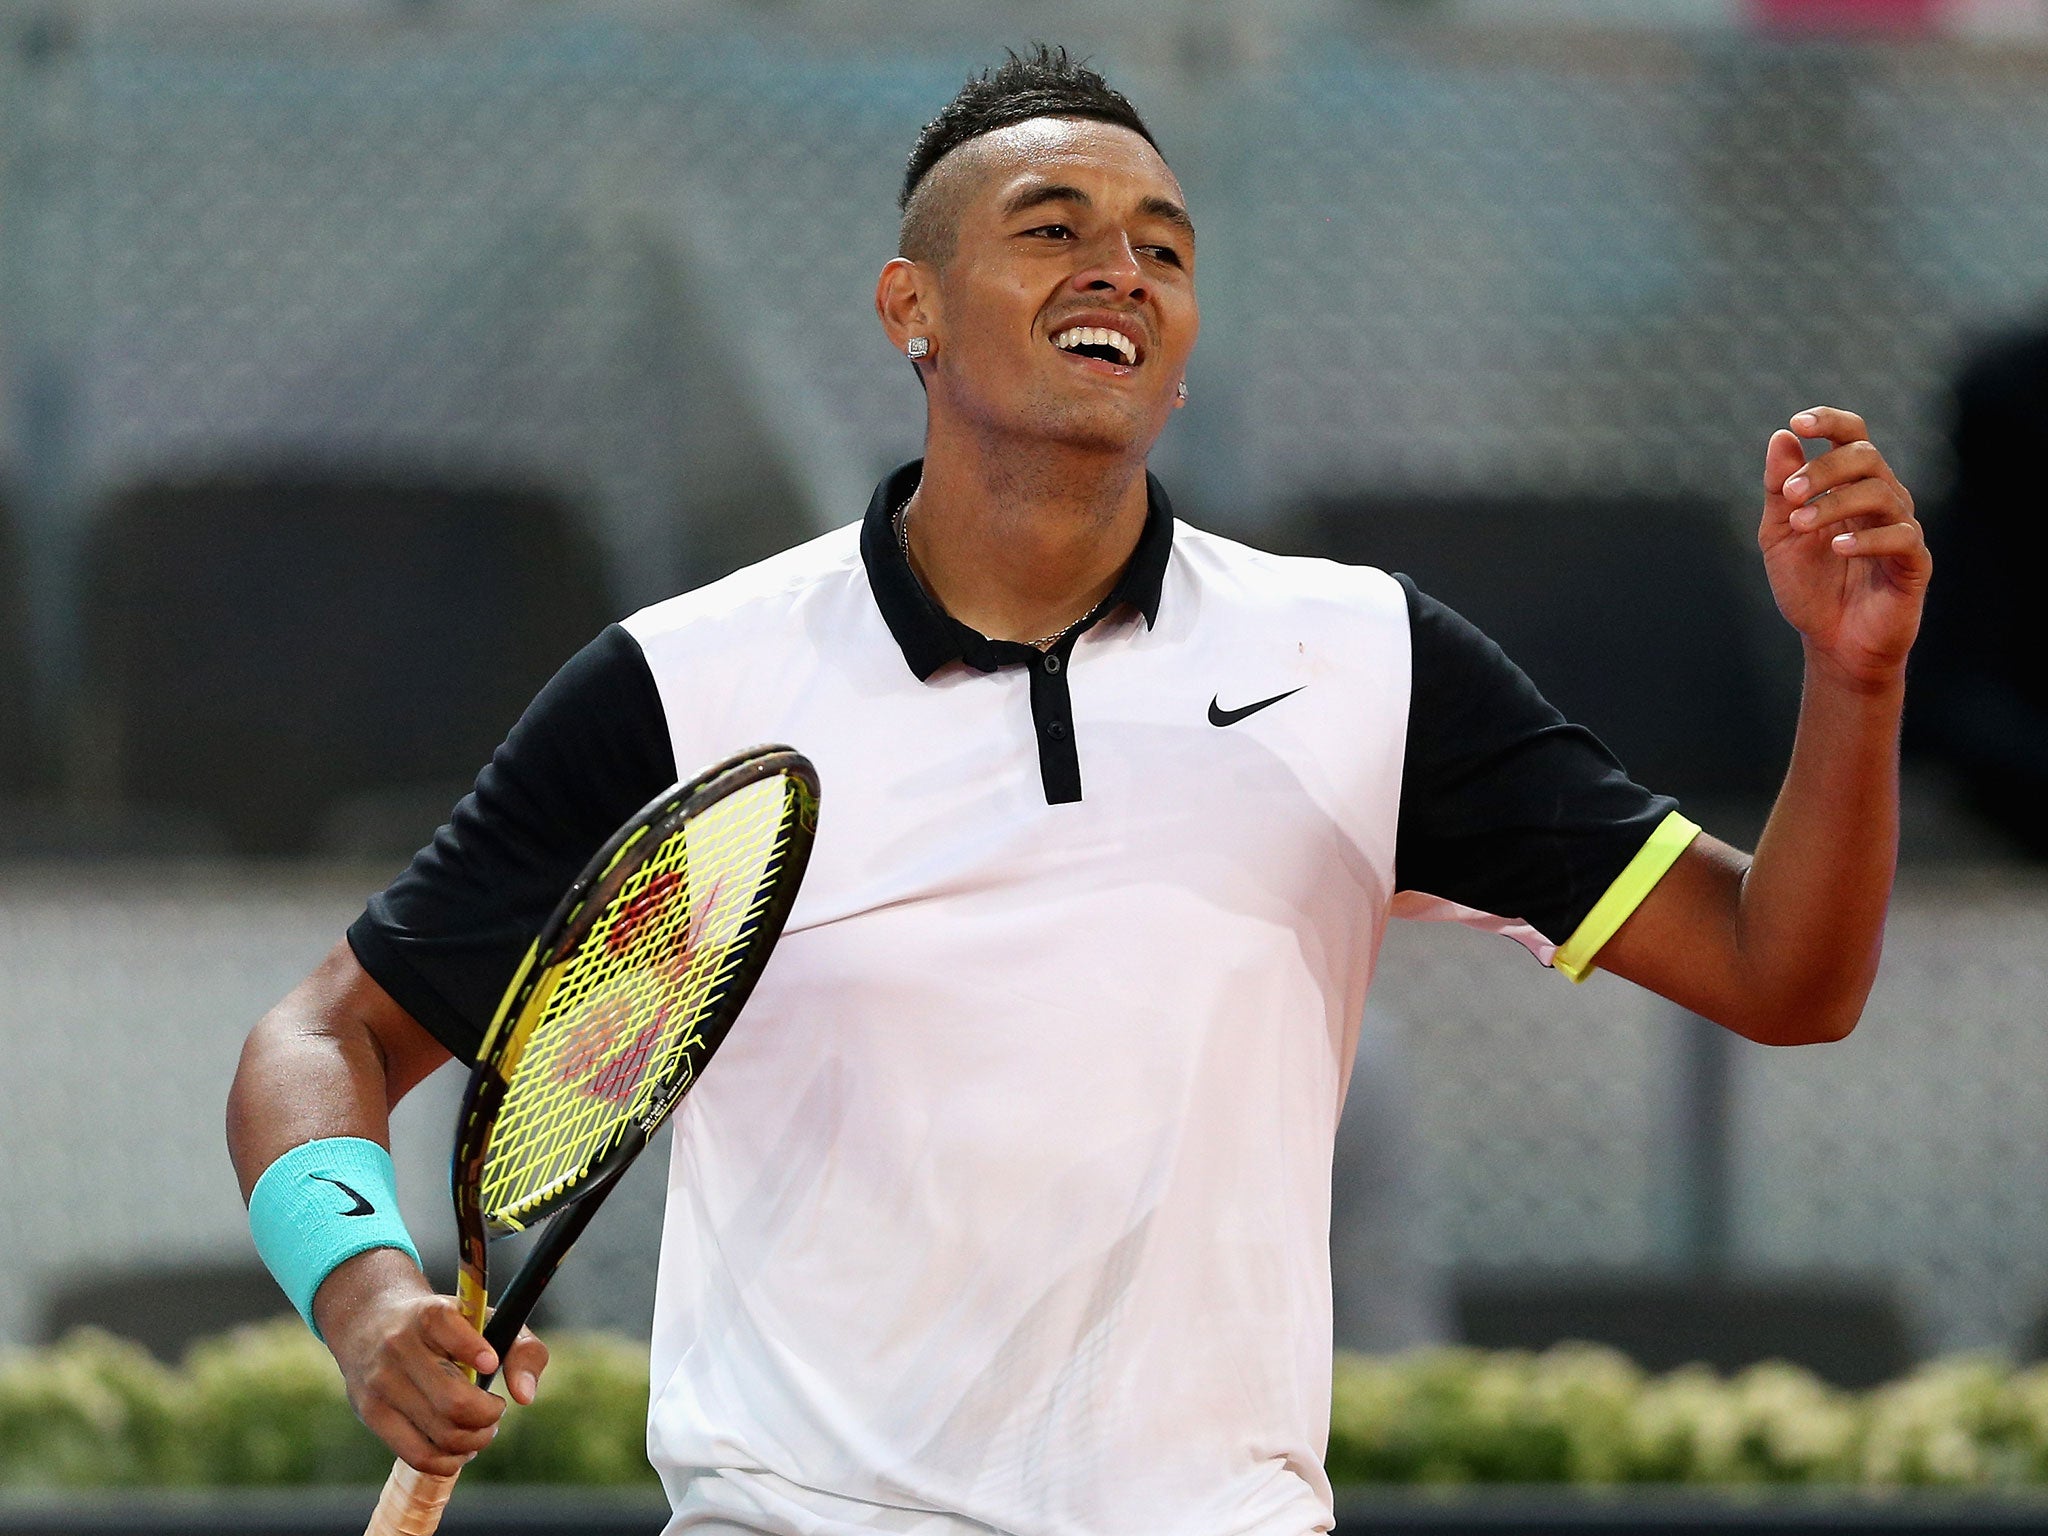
896, 495, 1092, 652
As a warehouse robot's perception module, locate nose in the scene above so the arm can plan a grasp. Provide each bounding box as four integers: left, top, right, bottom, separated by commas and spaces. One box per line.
1068, 230, 1147, 304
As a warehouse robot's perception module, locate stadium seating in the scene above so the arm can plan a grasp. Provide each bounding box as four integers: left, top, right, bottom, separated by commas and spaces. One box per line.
0, 490, 30, 796
1455, 1272, 1917, 1389
1906, 327, 2048, 859
38, 1255, 531, 1363
80, 473, 612, 857
39, 1260, 294, 1363
1278, 493, 1796, 822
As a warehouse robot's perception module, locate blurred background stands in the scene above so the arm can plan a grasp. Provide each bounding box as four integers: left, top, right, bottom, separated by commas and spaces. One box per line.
77, 473, 609, 858
0, 489, 32, 798
0, 0, 2044, 1388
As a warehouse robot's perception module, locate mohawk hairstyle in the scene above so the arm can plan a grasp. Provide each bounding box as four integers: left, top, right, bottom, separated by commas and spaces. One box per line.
898, 44, 1160, 265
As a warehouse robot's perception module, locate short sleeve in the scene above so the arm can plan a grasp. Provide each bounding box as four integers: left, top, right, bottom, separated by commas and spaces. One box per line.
1392, 574, 1690, 972
347, 624, 678, 1062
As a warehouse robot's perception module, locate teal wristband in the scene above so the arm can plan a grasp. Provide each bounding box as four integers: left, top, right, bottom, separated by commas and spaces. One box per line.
248, 1137, 421, 1339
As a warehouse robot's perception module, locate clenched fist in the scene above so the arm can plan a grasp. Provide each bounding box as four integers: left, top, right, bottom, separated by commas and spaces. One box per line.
313, 1247, 550, 1476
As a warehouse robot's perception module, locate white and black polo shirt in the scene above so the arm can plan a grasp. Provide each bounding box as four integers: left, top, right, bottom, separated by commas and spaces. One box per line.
350, 461, 1696, 1536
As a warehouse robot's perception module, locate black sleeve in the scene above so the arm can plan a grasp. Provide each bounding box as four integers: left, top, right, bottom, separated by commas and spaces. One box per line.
347, 624, 677, 1063
1394, 573, 1679, 946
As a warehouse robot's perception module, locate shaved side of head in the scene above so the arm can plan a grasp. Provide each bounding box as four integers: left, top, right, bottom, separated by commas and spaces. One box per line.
898, 143, 986, 268
898, 44, 1159, 270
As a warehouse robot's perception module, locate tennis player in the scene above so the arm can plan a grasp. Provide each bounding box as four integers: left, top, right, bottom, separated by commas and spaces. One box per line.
227, 46, 1931, 1536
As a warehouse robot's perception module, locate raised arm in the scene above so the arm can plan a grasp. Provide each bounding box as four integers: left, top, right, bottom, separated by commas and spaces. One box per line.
1598, 407, 1932, 1045
226, 942, 546, 1474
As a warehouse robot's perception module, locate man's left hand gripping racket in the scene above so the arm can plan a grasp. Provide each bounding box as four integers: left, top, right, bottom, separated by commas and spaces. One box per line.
364, 745, 819, 1536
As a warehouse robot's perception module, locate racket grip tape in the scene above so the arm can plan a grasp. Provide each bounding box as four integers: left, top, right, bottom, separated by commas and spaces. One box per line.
362, 1458, 459, 1536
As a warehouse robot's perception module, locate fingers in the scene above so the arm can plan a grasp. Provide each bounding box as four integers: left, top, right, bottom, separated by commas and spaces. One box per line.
360, 1363, 502, 1476
420, 1296, 497, 1377
1781, 439, 1907, 514
1766, 411, 1918, 563
1787, 476, 1899, 534
1763, 428, 1806, 501
335, 1291, 511, 1476
357, 1396, 470, 1477
1789, 405, 1869, 446
1829, 521, 1927, 560
365, 1318, 552, 1473
1759, 407, 1932, 670
502, 1327, 552, 1406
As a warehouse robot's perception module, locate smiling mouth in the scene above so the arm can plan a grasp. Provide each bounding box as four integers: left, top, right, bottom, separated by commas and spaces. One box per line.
1051, 325, 1141, 368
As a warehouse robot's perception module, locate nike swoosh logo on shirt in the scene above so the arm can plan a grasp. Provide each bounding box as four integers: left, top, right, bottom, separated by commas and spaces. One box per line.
310, 1175, 376, 1218
1207, 687, 1304, 727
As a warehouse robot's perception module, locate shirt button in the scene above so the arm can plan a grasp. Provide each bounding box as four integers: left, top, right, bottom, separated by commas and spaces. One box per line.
1043, 654, 1061, 675
1046, 719, 1068, 740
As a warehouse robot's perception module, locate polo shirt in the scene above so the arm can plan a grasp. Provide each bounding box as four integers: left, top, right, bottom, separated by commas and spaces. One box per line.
349, 460, 1697, 1536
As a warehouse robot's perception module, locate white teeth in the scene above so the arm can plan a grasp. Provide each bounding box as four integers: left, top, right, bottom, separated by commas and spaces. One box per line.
1053, 325, 1138, 365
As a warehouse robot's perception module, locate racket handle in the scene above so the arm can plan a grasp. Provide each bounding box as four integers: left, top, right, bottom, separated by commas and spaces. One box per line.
363, 1458, 459, 1536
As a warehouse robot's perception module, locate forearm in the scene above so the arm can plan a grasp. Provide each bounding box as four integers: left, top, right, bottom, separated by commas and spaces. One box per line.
1733, 648, 1903, 1041
228, 942, 457, 1340
1600, 405, 1925, 1041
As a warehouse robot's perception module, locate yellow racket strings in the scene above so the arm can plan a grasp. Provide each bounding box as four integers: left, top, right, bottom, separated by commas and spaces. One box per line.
480, 776, 798, 1229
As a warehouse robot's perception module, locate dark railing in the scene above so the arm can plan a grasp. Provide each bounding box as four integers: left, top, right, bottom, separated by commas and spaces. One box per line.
0, 1489, 664, 1536
8, 1489, 2048, 1536
1336, 1490, 2048, 1534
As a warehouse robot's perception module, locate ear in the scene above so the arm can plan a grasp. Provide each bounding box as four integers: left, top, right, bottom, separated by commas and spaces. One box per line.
875, 257, 939, 359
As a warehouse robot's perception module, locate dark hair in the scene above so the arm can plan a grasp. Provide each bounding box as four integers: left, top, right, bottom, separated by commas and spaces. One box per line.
897, 45, 1160, 261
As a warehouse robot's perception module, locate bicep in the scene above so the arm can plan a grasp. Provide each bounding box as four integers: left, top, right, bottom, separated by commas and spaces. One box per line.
1591, 833, 1753, 1021
228, 940, 452, 1200
347, 624, 678, 1059
315, 939, 455, 1102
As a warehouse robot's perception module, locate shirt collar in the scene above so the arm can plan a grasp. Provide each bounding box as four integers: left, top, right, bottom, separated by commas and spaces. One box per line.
860, 459, 1176, 682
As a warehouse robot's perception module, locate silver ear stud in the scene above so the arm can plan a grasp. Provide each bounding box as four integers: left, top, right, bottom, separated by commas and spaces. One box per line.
906, 337, 931, 359
1176, 380, 1189, 402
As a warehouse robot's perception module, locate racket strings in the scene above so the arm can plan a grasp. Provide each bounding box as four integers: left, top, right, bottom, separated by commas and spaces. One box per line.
480, 775, 803, 1230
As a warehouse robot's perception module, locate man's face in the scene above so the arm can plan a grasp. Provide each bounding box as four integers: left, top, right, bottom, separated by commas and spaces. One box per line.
919, 118, 1198, 456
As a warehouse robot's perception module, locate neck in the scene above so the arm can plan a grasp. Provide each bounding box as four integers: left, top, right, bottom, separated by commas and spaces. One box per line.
904, 428, 1151, 646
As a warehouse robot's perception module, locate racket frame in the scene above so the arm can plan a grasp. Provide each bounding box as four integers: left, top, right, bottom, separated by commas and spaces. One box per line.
452, 744, 819, 1383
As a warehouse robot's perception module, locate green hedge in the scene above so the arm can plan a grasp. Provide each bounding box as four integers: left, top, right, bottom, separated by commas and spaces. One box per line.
10, 1325, 2048, 1489
1328, 1345, 2048, 1488
0, 1323, 656, 1490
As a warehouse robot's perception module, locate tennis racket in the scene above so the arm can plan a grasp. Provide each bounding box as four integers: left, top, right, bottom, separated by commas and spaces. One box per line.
363, 744, 819, 1536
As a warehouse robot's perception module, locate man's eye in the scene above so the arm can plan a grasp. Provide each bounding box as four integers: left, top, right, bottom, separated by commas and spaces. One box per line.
1143, 246, 1184, 268
1026, 224, 1074, 239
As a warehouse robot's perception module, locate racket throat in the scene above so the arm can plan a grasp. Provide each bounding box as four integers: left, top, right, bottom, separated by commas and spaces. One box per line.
477, 1128, 644, 1385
